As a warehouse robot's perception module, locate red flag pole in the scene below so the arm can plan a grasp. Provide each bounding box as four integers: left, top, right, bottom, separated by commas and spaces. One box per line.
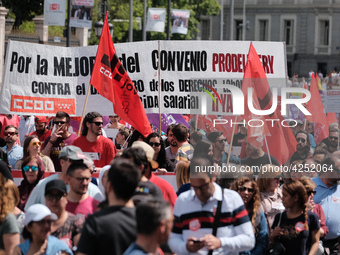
158, 40, 162, 136
77, 83, 92, 136
226, 116, 238, 165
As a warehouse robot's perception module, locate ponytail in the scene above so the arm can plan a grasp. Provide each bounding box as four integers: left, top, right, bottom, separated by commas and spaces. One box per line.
303, 203, 309, 231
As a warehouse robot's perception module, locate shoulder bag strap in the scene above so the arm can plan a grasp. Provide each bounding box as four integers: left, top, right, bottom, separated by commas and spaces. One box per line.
208, 187, 224, 255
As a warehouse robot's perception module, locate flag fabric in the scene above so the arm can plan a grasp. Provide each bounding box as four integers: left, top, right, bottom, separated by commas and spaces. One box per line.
306, 74, 328, 144
327, 113, 338, 126
90, 12, 152, 137
241, 42, 296, 164
147, 113, 189, 134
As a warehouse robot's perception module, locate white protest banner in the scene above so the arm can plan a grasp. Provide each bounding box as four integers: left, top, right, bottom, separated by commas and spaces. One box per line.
0, 40, 286, 116
146, 8, 166, 32
171, 9, 190, 35
70, 0, 94, 28
44, 0, 67, 26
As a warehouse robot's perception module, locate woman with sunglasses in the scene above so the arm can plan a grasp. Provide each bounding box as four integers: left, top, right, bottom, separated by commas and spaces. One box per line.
271, 180, 320, 255
17, 156, 45, 211
15, 135, 55, 172
145, 132, 169, 173
13, 204, 73, 255
231, 177, 268, 255
257, 165, 285, 235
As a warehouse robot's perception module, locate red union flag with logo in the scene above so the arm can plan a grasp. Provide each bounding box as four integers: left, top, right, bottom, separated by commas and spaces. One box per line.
90, 12, 152, 137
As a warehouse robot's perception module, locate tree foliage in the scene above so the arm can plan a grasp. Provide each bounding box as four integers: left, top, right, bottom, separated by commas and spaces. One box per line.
2, 0, 44, 29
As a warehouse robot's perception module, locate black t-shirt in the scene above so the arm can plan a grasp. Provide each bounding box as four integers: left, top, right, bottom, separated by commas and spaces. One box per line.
77, 206, 137, 255
241, 153, 280, 174
271, 211, 320, 255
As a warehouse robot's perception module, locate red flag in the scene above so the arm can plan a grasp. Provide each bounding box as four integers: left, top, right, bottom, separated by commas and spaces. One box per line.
327, 113, 338, 126
306, 74, 328, 144
90, 13, 152, 137
241, 43, 296, 164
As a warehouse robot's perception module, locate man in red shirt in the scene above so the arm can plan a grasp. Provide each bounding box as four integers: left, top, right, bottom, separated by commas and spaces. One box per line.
72, 112, 116, 168
29, 116, 52, 144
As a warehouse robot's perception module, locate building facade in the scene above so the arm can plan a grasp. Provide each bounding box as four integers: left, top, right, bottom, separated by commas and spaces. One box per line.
200, 0, 340, 78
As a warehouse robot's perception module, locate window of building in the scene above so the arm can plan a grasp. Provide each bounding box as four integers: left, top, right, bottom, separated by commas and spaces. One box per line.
259, 20, 269, 41
319, 20, 329, 46
235, 20, 243, 40
201, 19, 210, 40
284, 20, 294, 45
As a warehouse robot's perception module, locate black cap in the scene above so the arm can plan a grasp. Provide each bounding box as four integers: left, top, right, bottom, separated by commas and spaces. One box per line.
45, 180, 67, 195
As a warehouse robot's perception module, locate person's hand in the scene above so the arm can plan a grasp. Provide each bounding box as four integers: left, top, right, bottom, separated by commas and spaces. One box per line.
186, 237, 205, 252
157, 168, 167, 174
50, 126, 63, 142
34, 237, 48, 255
272, 227, 284, 238
201, 234, 222, 250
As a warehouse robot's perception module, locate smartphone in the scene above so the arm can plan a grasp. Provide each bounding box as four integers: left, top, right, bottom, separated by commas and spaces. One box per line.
193, 240, 202, 244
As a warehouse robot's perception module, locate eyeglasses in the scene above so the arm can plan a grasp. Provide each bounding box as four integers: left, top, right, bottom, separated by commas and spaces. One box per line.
31, 141, 43, 146
4, 132, 17, 136
307, 190, 316, 196
36, 219, 52, 226
239, 186, 254, 193
91, 122, 103, 126
23, 166, 39, 172
149, 142, 161, 147
54, 121, 66, 125
329, 136, 339, 141
191, 182, 210, 192
70, 176, 92, 182
46, 193, 64, 201
296, 138, 306, 143
216, 139, 227, 143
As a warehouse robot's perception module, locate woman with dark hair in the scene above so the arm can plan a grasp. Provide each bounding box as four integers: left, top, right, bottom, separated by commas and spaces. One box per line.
231, 177, 268, 255
17, 156, 45, 211
13, 204, 73, 255
271, 180, 320, 255
127, 129, 144, 148
192, 139, 213, 158
145, 132, 169, 172
15, 135, 54, 172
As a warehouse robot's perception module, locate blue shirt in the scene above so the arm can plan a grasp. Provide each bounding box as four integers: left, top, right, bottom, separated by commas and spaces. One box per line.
123, 243, 148, 255
2, 144, 23, 169
313, 176, 340, 240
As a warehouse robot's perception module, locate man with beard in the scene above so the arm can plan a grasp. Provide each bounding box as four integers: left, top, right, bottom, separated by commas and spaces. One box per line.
165, 124, 178, 172
321, 130, 339, 153
313, 153, 340, 254
73, 112, 117, 168
2, 125, 23, 168
290, 130, 312, 163
29, 116, 52, 144
42, 111, 78, 172
65, 163, 100, 219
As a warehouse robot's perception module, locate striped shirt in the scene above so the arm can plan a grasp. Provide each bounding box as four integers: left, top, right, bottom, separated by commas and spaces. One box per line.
169, 183, 255, 255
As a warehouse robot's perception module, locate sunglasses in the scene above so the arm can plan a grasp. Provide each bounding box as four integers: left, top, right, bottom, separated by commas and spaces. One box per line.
23, 165, 39, 172
296, 138, 306, 143
307, 190, 316, 196
329, 136, 339, 141
239, 186, 254, 193
46, 193, 64, 201
31, 141, 43, 146
4, 132, 17, 136
216, 139, 227, 143
91, 122, 103, 126
54, 121, 66, 125
149, 142, 161, 147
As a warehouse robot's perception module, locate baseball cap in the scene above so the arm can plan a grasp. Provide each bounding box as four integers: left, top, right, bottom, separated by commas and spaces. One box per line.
45, 179, 67, 195
131, 141, 159, 169
24, 204, 58, 226
207, 131, 223, 143
59, 146, 86, 161
35, 116, 48, 123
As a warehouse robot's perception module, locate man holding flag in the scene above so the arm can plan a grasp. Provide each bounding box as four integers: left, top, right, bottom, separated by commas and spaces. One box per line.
89, 12, 152, 138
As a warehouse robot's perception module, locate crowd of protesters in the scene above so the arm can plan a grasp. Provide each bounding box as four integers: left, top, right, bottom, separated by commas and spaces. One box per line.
0, 110, 339, 255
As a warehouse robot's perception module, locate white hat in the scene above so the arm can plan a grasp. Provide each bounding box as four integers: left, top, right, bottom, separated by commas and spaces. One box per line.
24, 204, 58, 226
